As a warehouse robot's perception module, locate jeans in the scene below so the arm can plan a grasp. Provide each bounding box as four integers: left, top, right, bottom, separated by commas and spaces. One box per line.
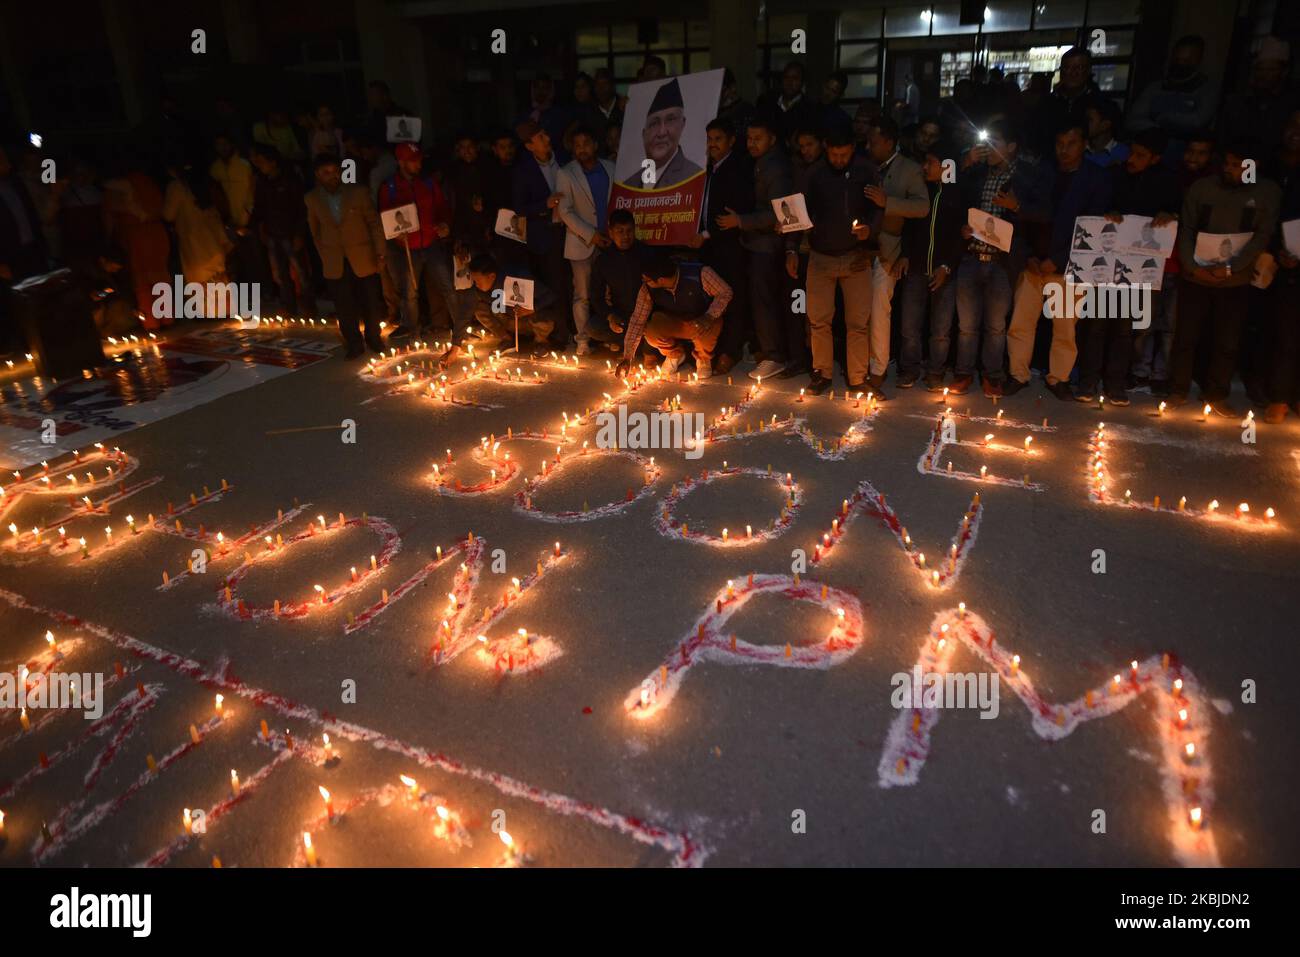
1131, 285, 1176, 380
954, 256, 1011, 380
897, 269, 958, 377
388, 241, 456, 331
570, 253, 594, 347
264, 235, 316, 316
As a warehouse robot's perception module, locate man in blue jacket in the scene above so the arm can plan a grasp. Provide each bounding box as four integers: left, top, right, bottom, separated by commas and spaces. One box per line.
512, 120, 571, 349
1004, 122, 1112, 399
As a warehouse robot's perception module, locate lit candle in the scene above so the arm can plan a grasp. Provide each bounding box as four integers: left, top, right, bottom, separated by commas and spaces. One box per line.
303, 832, 317, 866
183, 808, 193, 834
319, 785, 334, 819
230, 769, 241, 796
46, 630, 56, 652
127, 514, 137, 534
1010, 654, 1020, 677
400, 774, 419, 799
214, 693, 224, 716
1183, 742, 1196, 762
1188, 806, 1203, 829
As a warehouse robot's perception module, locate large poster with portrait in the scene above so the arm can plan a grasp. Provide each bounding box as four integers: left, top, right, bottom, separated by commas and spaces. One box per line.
610, 69, 722, 245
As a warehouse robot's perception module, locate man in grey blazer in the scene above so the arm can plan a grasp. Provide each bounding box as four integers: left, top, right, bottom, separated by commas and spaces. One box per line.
557, 127, 616, 354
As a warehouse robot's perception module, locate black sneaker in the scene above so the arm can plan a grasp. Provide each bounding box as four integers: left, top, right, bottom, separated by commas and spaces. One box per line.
1165, 392, 1188, 408
1149, 379, 1171, 398
896, 369, 921, 389
924, 373, 946, 392
999, 377, 1028, 397
776, 362, 809, 379
1106, 389, 1130, 407
865, 374, 889, 401
807, 371, 832, 395
1075, 383, 1096, 402
388, 325, 413, 340
1049, 381, 1075, 402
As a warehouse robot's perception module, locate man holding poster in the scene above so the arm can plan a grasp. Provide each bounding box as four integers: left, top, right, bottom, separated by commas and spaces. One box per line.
610, 69, 722, 247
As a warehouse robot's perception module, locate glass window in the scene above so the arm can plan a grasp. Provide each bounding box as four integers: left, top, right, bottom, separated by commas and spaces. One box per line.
886, 6, 935, 38
839, 9, 882, 40
658, 52, 686, 75
844, 73, 879, 100
1086, 0, 1140, 24
771, 13, 807, 38
578, 55, 610, 76
613, 54, 643, 81
1032, 0, 1086, 28
931, 3, 980, 35
576, 27, 609, 54
984, 0, 1032, 31
687, 19, 711, 48
839, 42, 880, 71
609, 22, 639, 51
1092, 62, 1131, 93
651, 21, 684, 50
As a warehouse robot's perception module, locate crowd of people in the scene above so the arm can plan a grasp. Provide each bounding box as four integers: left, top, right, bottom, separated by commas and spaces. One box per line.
3, 36, 1300, 421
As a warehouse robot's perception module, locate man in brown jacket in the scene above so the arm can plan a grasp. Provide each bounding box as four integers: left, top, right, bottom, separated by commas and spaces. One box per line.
305, 153, 387, 357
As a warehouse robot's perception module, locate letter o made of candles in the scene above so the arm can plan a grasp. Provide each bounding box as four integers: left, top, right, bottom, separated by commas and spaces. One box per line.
2, 447, 144, 555
513, 447, 663, 523
217, 515, 402, 621
654, 467, 803, 546
625, 574, 865, 720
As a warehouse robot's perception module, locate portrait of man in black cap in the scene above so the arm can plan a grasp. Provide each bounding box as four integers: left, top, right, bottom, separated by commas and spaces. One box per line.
622, 77, 703, 188
1099, 221, 1118, 253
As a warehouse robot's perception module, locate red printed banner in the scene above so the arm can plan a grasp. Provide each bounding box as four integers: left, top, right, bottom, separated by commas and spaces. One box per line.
609, 69, 722, 246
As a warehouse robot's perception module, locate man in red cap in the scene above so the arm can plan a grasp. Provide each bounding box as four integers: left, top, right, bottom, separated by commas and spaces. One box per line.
378, 142, 456, 338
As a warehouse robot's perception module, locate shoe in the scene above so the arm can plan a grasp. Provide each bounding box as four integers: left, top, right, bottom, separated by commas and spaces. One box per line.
530, 342, 552, 359
866, 374, 889, 401
807, 372, 832, 395
695, 360, 713, 379
949, 375, 973, 395
999, 377, 1028, 397
714, 353, 736, 376
1130, 374, 1150, 391
982, 376, 1002, 398
343, 345, 366, 360
1210, 400, 1238, 418
1049, 381, 1074, 402
749, 359, 787, 380
846, 380, 866, 394
366, 338, 386, 354
896, 369, 920, 389
1264, 402, 1289, 424
1165, 392, 1188, 408
1075, 384, 1096, 402
1149, 379, 1171, 398
659, 354, 684, 376
924, 373, 946, 392
1105, 389, 1130, 407
776, 361, 808, 379
388, 325, 413, 340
